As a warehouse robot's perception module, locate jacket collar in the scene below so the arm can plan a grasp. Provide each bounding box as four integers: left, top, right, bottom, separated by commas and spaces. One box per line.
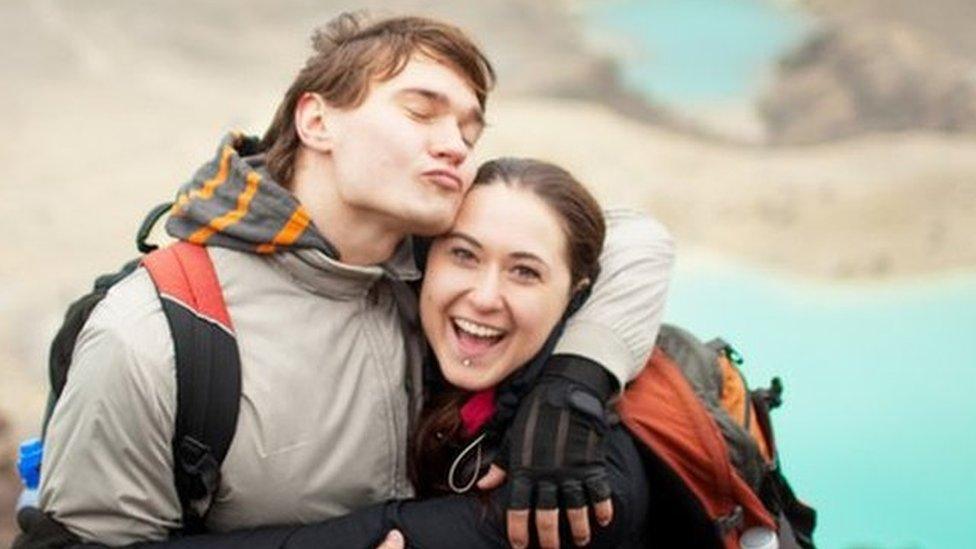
269, 239, 421, 299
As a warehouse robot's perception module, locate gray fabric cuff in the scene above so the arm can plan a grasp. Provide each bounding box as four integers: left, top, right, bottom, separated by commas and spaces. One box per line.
553, 320, 634, 391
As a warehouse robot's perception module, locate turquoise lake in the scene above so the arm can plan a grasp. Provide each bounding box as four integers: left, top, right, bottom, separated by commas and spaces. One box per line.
581, 0, 809, 104
580, 1, 976, 546
666, 257, 976, 548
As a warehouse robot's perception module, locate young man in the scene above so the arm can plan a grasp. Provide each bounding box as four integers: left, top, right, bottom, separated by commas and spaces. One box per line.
33, 13, 673, 547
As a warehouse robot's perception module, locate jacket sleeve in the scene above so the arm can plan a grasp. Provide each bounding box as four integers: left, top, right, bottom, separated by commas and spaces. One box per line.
555, 208, 675, 387
40, 268, 182, 545
139, 428, 648, 549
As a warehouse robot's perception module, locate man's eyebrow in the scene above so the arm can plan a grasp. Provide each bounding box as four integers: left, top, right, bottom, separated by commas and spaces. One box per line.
398, 88, 485, 127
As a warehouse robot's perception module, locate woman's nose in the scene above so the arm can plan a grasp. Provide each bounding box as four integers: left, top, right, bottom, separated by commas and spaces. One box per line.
467, 269, 503, 311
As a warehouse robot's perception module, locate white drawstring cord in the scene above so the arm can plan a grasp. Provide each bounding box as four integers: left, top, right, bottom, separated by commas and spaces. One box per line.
447, 432, 486, 494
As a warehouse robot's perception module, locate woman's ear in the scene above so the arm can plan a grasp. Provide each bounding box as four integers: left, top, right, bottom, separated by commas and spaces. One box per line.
566, 278, 592, 315
295, 92, 332, 152
572, 277, 591, 294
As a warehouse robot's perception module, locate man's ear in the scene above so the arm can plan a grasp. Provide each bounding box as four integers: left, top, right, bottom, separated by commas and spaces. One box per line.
295, 92, 332, 152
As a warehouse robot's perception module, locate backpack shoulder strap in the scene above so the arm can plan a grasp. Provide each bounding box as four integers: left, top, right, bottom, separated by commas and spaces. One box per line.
142, 242, 241, 534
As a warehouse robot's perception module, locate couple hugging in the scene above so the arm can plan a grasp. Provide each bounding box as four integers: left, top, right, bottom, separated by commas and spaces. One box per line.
19, 12, 674, 549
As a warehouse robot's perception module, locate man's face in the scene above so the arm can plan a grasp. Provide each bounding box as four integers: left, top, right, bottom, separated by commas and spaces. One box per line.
323, 55, 485, 236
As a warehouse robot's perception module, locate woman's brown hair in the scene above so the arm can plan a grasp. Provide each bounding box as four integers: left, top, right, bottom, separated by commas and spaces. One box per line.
261, 12, 495, 187
409, 158, 605, 496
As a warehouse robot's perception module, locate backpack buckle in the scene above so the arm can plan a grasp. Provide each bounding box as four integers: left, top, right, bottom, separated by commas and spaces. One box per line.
716, 505, 744, 534
759, 377, 784, 410
178, 436, 220, 499
724, 346, 743, 365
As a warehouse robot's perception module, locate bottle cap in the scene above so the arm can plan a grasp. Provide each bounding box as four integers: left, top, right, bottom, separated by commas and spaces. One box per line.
740, 526, 778, 549
17, 438, 44, 489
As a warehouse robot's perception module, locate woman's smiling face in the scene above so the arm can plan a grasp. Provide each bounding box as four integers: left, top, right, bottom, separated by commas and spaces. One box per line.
420, 182, 574, 391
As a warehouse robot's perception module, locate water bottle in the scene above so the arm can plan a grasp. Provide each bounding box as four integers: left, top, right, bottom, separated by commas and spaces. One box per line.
740, 526, 779, 549
16, 438, 43, 511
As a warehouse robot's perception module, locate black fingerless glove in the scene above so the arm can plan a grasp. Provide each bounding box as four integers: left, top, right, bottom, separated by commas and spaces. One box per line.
503, 354, 617, 511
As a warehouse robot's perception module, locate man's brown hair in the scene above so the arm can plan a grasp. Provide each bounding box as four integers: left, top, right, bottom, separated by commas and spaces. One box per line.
261, 12, 496, 187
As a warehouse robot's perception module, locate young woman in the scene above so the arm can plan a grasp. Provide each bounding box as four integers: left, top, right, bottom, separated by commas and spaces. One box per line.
152, 158, 650, 548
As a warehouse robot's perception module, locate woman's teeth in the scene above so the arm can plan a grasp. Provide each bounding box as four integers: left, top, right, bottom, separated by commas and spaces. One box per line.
453, 318, 505, 339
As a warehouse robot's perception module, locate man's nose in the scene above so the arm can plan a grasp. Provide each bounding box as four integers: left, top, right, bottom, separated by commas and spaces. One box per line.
430, 120, 468, 167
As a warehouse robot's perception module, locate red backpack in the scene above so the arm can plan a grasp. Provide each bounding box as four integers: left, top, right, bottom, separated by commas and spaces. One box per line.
620, 324, 816, 548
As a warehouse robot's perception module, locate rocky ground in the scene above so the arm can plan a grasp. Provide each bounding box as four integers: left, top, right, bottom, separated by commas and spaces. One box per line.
760, 0, 976, 143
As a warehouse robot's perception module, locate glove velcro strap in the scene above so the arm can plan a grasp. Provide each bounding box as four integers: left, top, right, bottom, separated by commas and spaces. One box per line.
514, 390, 608, 468
544, 354, 617, 402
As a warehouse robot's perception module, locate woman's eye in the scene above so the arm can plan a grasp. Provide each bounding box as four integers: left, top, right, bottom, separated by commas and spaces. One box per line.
449, 247, 477, 263
512, 265, 541, 281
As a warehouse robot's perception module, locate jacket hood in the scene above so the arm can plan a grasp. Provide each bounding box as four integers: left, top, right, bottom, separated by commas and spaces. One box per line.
166, 133, 338, 257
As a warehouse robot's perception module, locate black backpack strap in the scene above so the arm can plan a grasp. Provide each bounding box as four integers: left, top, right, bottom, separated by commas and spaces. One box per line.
751, 378, 817, 548
143, 242, 241, 534
13, 507, 82, 549
765, 467, 818, 549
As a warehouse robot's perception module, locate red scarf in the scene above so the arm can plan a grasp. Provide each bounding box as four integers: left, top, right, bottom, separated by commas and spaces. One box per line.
459, 388, 496, 438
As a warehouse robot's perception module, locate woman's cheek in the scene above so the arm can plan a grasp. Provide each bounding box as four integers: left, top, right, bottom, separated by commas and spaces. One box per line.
521, 289, 570, 338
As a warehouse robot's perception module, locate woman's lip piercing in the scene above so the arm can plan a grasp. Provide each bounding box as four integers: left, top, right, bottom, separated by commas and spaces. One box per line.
462, 359, 472, 367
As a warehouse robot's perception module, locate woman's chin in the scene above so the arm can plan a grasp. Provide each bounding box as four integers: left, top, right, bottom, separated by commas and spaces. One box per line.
441, 364, 493, 392
440, 357, 501, 393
